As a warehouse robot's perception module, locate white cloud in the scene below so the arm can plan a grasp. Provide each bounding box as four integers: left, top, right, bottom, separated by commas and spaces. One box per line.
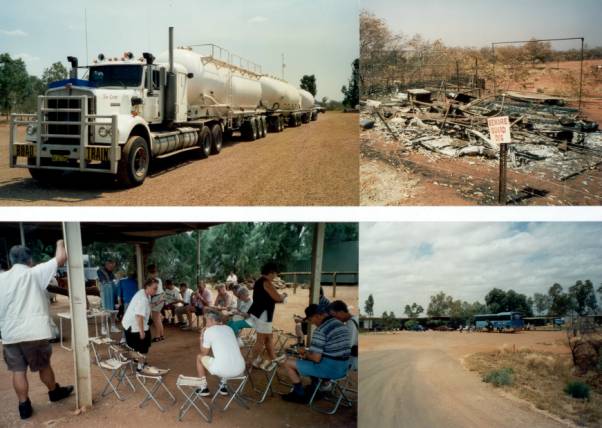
248, 16, 268, 24
1, 29, 28, 37
15, 53, 40, 62
360, 223, 602, 315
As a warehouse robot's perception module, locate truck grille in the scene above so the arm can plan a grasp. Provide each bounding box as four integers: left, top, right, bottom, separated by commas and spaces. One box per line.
45, 97, 95, 145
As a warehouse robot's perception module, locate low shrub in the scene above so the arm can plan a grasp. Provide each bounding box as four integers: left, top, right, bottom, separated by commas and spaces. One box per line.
483, 367, 514, 387
564, 381, 590, 400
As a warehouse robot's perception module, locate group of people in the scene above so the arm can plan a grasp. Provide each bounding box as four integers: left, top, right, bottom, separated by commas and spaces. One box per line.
1, 244, 358, 419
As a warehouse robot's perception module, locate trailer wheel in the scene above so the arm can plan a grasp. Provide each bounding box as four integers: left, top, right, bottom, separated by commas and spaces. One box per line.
311, 111, 318, 121
210, 124, 223, 154
198, 126, 212, 158
301, 113, 310, 124
278, 116, 285, 132
117, 135, 150, 187
257, 117, 266, 138
261, 117, 268, 137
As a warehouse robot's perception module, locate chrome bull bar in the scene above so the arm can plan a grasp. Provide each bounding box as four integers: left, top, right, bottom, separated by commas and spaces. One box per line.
9, 95, 119, 174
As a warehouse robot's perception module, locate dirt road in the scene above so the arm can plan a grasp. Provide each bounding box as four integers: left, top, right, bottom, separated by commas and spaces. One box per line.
0, 112, 358, 206
359, 331, 569, 428
0, 286, 357, 427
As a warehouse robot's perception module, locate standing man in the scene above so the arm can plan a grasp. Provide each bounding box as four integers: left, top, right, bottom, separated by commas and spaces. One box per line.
226, 271, 238, 288
0, 242, 74, 419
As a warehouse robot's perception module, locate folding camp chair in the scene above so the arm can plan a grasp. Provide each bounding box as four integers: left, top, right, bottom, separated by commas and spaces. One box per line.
244, 354, 289, 404
136, 367, 176, 412
307, 374, 354, 415
176, 374, 249, 423
91, 342, 136, 401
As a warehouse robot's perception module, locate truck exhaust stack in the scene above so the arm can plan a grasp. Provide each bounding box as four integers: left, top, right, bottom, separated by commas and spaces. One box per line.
67, 56, 78, 79
165, 26, 176, 124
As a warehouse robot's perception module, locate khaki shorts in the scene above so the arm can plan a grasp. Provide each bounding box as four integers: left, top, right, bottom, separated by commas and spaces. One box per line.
201, 356, 215, 374
3, 340, 52, 372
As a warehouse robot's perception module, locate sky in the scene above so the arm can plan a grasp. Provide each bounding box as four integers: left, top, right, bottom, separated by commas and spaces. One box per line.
364, 0, 602, 49
359, 222, 602, 316
0, 0, 359, 100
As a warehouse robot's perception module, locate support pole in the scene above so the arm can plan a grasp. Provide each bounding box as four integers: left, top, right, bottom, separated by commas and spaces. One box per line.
333, 272, 337, 298
62, 222, 92, 409
135, 244, 144, 289
19, 222, 25, 246
498, 143, 508, 205
307, 223, 325, 345
196, 231, 201, 282
491, 43, 496, 96
579, 37, 584, 114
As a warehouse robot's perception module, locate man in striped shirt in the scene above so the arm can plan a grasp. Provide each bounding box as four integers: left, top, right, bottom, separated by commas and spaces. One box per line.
281, 304, 351, 403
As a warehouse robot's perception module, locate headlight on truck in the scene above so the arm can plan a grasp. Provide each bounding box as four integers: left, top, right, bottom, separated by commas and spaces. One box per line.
26, 124, 37, 136
98, 126, 112, 138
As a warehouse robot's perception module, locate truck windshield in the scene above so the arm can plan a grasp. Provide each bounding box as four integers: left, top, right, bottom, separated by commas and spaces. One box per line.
89, 65, 142, 88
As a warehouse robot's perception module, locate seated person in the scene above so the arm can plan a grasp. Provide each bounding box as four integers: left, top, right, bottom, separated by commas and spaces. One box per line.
174, 282, 193, 328
226, 286, 253, 340
193, 280, 212, 314
212, 284, 234, 311
294, 287, 331, 345
194, 311, 246, 397
328, 300, 359, 371
161, 280, 181, 324
281, 304, 351, 403
122, 278, 158, 371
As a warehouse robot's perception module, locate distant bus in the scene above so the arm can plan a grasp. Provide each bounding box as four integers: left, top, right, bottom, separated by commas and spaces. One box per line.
474, 312, 524, 332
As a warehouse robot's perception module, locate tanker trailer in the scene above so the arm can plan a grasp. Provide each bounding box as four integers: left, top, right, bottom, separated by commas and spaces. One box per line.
9, 26, 272, 187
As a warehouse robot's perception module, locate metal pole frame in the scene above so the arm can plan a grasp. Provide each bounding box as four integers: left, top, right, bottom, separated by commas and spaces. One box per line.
490, 37, 585, 113
307, 223, 325, 345
62, 222, 93, 408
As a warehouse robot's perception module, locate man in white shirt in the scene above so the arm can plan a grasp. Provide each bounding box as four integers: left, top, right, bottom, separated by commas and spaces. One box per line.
175, 282, 194, 327
0, 242, 73, 420
122, 278, 159, 371
194, 311, 246, 396
226, 271, 238, 287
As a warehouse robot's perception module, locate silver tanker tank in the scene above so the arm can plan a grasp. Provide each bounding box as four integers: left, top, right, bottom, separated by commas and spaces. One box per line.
156, 47, 262, 117
298, 88, 315, 110
259, 76, 301, 112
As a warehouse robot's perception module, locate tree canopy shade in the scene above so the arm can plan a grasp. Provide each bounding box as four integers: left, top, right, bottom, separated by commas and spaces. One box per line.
341, 58, 359, 108
300, 74, 317, 97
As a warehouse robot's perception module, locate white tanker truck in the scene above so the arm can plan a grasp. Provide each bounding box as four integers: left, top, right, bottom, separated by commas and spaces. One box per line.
9, 27, 320, 186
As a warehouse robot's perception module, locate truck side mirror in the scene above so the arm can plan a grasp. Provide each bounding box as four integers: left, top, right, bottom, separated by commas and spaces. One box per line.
131, 97, 143, 106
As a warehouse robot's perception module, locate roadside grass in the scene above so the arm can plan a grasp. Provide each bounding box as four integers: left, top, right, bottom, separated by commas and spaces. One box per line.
466, 348, 602, 427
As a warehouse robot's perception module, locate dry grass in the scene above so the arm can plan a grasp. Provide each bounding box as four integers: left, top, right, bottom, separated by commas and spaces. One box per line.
466, 348, 602, 427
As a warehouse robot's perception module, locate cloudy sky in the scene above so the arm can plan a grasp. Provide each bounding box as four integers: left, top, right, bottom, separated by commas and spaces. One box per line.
360, 222, 602, 316
364, 0, 602, 49
0, 0, 358, 100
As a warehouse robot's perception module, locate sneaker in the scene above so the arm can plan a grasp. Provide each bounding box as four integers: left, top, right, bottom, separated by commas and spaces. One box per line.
110, 326, 121, 333
48, 384, 74, 402
181, 326, 192, 331
101, 327, 107, 336
319, 381, 333, 392
18, 398, 33, 419
194, 387, 210, 397
218, 384, 229, 396
251, 356, 263, 369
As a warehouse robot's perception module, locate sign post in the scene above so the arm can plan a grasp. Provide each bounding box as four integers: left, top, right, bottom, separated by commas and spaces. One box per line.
487, 116, 512, 205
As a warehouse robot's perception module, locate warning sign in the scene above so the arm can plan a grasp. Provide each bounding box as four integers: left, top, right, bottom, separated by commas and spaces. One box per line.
487, 116, 512, 144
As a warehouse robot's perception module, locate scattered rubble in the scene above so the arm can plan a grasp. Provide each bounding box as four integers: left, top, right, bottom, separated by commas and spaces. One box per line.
361, 89, 602, 182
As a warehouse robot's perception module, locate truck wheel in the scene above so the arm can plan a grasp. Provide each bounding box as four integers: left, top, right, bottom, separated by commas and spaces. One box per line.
198, 126, 212, 158
301, 113, 310, 124
311, 111, 318, 121
210, 124, 223, 154
261, 117, 268, 137
278, 116, 285, 132
257, 117, 266, 138
117, 136, 150, 187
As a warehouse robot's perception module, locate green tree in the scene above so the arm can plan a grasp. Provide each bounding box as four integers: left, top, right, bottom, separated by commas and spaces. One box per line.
427, 291, 454, 317
533, 292, 552, 315
484, 288, 533, 316
300, 74, 317, 97
364, 294, 374, 316
0, 53, 30, 116
568, 280, 598, 316
548, 283, 573, 317
341, 58, 359, 108
41, 62, 68, 86
404, 302, 424, 318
